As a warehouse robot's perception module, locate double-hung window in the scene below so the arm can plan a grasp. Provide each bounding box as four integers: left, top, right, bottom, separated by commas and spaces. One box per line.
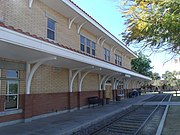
5, 70, 19, 110
86, 39, 91, 54
104, 48, 110, 61
92, 42, 96, 56
80, 35, 85, 52
115, 54, 122, 66
80, 35, 96, 56
47, 18, 56, 40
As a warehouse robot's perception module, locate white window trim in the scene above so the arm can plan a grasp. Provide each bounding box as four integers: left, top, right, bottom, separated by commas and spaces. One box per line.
80, 34, 96, 57
5, 70, 19, 110
115, 54, 122, 66
6, 70, 19, 79
104, 48, 110, 62
47, 18, 56, 41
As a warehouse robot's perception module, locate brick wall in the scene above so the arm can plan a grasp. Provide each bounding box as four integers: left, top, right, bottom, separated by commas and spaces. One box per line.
1, 0, 133, 69
31, 93, 68, 116
82, 73, 99, 91
31, 65, 69, 93
80, 91, 99, 106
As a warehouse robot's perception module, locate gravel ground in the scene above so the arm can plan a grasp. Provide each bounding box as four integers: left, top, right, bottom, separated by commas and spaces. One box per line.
162, 106, 180, 135
171, 96, 180, 102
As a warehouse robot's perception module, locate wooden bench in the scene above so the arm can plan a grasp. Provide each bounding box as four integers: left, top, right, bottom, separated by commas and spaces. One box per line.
87, 96, 103, 108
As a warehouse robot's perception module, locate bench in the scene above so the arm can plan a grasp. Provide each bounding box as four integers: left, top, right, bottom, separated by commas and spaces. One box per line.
87, 96, 103, 108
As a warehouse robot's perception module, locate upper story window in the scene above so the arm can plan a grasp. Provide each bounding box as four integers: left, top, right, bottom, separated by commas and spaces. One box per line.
104, 48, 110, 62
86, 39, 91, 54
47, 18, 56, 40
115, 54, 122, 66
80, 35, 85, 52
80, 35, 96, 56
92, 42, 96, 56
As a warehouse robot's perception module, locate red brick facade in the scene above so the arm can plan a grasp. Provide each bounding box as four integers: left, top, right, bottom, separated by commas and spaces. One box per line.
0, 91, 101, 123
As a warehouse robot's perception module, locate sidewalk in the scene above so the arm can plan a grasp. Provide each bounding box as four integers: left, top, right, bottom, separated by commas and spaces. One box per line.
0, 95, 152, 135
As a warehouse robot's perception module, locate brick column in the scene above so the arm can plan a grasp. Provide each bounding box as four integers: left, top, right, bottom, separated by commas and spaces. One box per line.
77, 91, 81, 109
112, 89, 117, 101
24, 94, 33, 122
115, 89, 118, 101
98, 90, 102, 99
102, 90, 106, 99
0, 95, 5, 112
68, 92, 71, 111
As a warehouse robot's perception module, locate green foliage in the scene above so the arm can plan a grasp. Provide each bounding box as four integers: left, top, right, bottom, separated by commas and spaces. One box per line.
121, 0, 180, 54
131, 52, 153, 76
150, 72, 162, 87
162, 71, 180, 88
150, 72, 161, 80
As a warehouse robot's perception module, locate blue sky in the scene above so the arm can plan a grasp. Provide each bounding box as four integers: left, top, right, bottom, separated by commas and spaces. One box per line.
71, 0, 175, 76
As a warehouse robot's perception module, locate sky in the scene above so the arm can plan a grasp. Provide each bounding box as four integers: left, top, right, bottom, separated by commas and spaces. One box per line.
71, 0, 178, 76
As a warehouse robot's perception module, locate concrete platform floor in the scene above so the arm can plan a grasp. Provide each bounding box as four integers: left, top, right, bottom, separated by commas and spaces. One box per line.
0, 95, 153, 135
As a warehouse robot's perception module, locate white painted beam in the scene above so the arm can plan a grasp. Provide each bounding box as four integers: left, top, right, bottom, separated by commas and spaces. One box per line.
28, 0, 34, 8
26, 57, 56, 94
79, 68, 101, 92
101, 39, 107, 47
97, 36, 103, 45
69, 66, 94, 92
68, 16, 78, 29
77, 22, 86, 34
99, 74, 111, 90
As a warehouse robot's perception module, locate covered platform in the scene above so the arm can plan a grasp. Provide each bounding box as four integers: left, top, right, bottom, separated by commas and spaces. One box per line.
0, 95, 153, 135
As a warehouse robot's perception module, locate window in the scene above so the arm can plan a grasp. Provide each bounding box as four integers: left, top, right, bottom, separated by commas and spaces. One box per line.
104, 48, 110, 61
5, 70, 19, 110
80, 35, 96, 56
92, 42, 96, 56
86, 39, 91, 54
47, 18, 56, 40
115, 54, 122, 66
80, 35, 85, 52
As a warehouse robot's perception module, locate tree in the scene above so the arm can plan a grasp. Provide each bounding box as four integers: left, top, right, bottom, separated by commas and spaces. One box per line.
121, 0, 180, 54
150, 72, 161, 80
131, 52, 153, 76
162, 71, 180, 90
150, 72, 162, 91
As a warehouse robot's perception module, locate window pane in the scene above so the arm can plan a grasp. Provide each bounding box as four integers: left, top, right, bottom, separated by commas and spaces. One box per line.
92, 49, 95, 56
107, 50, 110, 56
48, 18, 55, 30
115, 59, 117, 64
5, 95, 18, 109
6, 70, 18, 78
47, 29, 55, 40
108, 56, 110, 61
92, 42, 96, 49
86, 39, 90, 47
6, 80, 18, 94
87, 47, 90, 54
104, 48, 107, 60
104, 48, 106, 55
80, 35, 85, 44
107, 50, 110, 61
81, 44, 85, 51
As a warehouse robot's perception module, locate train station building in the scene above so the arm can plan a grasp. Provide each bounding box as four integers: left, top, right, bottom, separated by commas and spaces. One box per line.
0, 0, 151, 125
